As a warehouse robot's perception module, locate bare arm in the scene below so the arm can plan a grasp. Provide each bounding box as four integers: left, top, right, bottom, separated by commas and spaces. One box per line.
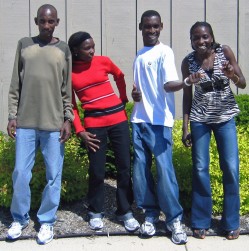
222, 45, 246, 89
181, 57, 193, 147
164, 81, 184, 92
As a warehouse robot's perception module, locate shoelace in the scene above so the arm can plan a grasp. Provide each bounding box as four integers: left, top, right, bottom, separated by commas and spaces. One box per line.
10, 222, 22, 229
126, 218, 136, 223
91, 218, 101, 222
90, 218, 102, 226
144, 221, 153, 228
172, 221, 183, 234
39, 225, 52, 235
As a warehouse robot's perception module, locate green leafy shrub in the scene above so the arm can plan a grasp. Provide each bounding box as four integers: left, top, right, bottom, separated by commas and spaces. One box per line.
0, 133, 15, 207
1, 96, 249, 214
172, 121, 192, 210
101, 100, 249, 215
61, 136, 89, 202
235, 94, 249, 126
172, 120, 249, 215
0, 131, 88, 209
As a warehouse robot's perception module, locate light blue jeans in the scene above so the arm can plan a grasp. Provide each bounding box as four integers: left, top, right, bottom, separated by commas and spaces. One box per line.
10, 128, 64, 225
132, 123, 183, 224
190, 118, 240, 231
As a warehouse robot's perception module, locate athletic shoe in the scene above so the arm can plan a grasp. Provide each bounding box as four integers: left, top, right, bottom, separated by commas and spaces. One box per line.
124, 217, 140, 232
37, 224, 54, 245
166, 218, 188, 245
7, 221, 28, 240
89, 218, 104, 230
140, 216, 159, 236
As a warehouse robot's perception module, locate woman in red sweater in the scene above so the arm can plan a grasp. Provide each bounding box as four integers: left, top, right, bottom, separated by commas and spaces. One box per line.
68, 31, 139, 232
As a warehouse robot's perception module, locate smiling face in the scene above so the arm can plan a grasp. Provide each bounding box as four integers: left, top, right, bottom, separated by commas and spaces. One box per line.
191, 26, 214, 54
35, 7, 59, 42
139, 15, 163, 47
75, 38, 95, 62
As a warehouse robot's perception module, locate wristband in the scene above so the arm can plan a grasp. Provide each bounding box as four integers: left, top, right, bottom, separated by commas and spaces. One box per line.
184, 77, 191, 87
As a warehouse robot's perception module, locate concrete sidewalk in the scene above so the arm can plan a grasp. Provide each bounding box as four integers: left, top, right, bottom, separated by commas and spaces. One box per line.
0, 234, 249, 251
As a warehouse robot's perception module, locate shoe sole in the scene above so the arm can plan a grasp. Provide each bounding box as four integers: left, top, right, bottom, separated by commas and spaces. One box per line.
89, 223, 104, 231
171, 236, 188, 245
89, 218, 104, 231
140, 231, 155, 236
89, 226, 103, 230
125, 225, 140, 232
37, 235, 54, 245
7, 233, 22, 240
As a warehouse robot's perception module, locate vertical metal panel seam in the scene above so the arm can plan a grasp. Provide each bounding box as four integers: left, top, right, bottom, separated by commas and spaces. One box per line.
100, 0, 103, 56
136, 0, 137, 55
65, 0, 67, 42
204, 0, 206, 21
29, 0, 31, 37
236, 0, 239, 94
170, 0, 172, 48
237, 0, 239, 62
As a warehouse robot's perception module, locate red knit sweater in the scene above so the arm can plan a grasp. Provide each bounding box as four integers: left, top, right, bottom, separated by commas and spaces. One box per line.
72, 56, 128, 134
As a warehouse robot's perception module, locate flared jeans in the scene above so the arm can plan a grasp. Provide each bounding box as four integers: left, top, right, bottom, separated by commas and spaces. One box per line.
190, 118, 240, 231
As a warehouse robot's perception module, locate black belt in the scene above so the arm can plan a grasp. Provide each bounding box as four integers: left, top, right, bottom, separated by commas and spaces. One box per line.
84, 103, 125, 117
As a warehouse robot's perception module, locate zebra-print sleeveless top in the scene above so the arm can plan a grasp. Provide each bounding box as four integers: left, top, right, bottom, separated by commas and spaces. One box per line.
188, 45, 240, 124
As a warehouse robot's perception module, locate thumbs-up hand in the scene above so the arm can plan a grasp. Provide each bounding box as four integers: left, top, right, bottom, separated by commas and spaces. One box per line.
131, 84, 142, 102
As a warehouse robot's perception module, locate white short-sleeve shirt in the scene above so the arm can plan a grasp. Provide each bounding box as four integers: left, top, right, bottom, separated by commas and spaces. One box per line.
131, 42, 178, 127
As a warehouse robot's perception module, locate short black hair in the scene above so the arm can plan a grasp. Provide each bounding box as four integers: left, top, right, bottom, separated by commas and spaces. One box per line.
37, 4, 57, 17
140, 10, 161, 24
68, 31, 92, 57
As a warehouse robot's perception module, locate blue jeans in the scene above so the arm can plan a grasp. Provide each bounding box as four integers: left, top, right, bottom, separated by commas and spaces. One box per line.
132, 123, 183, 224
10, 128, 64, 225
190, 118, 240, 231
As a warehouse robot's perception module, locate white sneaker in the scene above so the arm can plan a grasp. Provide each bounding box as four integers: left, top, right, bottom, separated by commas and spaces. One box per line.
140, 216, 159, 236
37, 224, 54, 245
89, 218, 104, 230
7, 221, 28, 239
166, 218, 188, 245
124, 217, 140, 232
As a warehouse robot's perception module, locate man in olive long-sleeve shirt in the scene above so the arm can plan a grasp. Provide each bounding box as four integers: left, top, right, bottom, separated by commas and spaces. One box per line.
6, 4, 74, 245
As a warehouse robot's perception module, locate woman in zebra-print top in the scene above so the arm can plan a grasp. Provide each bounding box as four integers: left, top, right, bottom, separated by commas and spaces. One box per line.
181, 21, 246, 240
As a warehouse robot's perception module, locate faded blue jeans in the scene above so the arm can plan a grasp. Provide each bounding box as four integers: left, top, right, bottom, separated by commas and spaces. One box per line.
10, 128, 64, 225
190, 118, 240, 231
132, 122, 183, 224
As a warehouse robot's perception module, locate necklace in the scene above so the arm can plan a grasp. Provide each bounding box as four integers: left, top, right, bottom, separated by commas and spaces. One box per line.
196, 51, 215, 71
202, 53, 215, 71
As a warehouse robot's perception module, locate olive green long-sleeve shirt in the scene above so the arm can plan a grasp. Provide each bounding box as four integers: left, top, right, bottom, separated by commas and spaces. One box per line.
8, 36, 74, 131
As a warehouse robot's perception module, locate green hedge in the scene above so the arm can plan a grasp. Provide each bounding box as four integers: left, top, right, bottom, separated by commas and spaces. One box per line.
172, 120, 249, 214
234, 94, 249, 125
0, 132, 89, 209
0, 94, 248, 215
